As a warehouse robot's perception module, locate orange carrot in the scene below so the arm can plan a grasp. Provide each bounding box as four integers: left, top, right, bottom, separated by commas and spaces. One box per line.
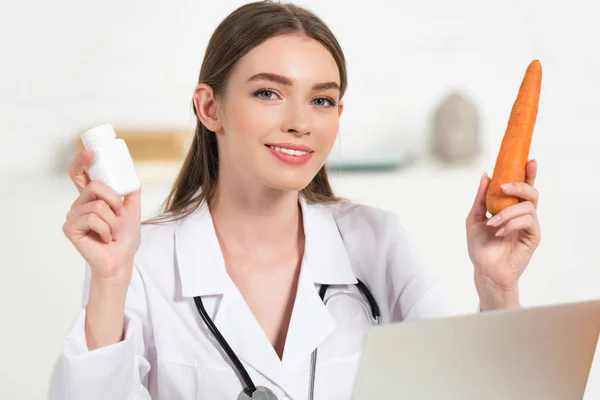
486, 59, 542, 216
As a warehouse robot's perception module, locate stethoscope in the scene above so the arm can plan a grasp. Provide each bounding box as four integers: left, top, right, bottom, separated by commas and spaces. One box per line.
193, 279, 381, 400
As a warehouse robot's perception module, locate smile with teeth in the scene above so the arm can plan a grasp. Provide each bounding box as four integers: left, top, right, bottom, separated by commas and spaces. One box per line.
267, 145, 311, 156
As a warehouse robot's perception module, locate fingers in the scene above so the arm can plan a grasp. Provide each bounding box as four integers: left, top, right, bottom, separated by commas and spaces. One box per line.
485, 199, 540, 239
486, 200, 536, 229
499, 181, 539, 208
493, 214, 540, 238
122, 188, 142, 218
466, 173, 491, 224
488, 159, 539, 211
66, 213, 112, 243
66, 200, 120, 238
524, 159, 538, 187
68, 150, 94, 193
71, 180, 124, 215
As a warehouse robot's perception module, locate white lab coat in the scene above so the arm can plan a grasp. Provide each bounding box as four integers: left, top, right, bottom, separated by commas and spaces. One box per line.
49, 196, 459, 400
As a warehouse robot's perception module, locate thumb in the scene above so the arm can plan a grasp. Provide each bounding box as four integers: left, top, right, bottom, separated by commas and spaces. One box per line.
467, 173, 490, 223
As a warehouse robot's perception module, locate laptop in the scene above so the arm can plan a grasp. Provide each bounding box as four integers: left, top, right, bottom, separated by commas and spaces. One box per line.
351, 299, 600, 400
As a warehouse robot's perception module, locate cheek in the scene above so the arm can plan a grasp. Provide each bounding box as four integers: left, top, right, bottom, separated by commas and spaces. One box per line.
315, 114, 339, 149
222, 99, 279, 143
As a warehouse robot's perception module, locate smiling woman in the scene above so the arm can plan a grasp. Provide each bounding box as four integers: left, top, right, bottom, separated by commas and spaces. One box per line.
141, 4, 349, 224
52, 1, 542, 399
189, 32, 344, 198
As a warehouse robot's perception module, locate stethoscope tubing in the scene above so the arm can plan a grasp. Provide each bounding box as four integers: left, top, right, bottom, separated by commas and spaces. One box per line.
193, 279, 380, 399
194, 296, 257, 395
308, 281, 380, 399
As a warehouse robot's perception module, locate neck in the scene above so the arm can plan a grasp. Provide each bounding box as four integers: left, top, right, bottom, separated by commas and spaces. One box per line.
210, 178, 302, 255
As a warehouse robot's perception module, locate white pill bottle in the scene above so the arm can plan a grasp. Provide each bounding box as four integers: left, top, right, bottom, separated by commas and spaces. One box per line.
81, 123, 141, 196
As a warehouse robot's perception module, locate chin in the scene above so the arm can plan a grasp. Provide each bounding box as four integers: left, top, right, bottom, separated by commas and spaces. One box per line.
260, 168, 317, 192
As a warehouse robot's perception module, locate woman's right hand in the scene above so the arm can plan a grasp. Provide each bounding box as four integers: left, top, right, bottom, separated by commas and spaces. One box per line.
63, 149, 142, 285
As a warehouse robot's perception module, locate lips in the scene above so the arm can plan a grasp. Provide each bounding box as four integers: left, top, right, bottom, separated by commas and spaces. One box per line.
266, 145, 311, 156
265, 142, 314, 153
264, 143, 314, 166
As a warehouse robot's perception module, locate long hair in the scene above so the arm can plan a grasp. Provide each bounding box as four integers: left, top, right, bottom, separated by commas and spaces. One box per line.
144, 1, 348, 224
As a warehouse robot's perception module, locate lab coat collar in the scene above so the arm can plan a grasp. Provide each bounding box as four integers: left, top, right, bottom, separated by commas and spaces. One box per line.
174, 201, 229, 297
173, 194, 356, 398
298, 195, 358, 286
174, 194, 357, 298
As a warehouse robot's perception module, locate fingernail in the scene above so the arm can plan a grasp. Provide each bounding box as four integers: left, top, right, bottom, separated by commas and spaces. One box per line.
495, 227, 506, 237
501, 183, 514, 191
118, 207, 125, 216
487, 215, 501, 226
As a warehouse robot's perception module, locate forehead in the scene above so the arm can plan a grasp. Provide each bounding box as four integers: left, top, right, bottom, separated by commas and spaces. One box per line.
230, 33, 340, 85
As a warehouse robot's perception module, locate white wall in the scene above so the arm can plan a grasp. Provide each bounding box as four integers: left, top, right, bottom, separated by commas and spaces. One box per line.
1, 0, 599, 399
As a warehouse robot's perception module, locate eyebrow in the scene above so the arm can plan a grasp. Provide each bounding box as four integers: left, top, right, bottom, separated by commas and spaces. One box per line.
247, 72, 340, 91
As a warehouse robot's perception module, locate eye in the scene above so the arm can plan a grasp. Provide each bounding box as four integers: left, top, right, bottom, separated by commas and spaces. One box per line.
253, 89, 279, 100
313, 97, 336, 107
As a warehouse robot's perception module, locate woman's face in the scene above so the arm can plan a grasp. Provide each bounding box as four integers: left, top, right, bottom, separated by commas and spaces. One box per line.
199, 33, 343, 192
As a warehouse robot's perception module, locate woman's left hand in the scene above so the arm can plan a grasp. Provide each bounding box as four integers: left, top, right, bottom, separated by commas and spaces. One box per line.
466, 159, 541, 311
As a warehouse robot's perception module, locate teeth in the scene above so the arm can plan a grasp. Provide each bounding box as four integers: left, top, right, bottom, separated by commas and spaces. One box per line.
269, 146, 309, 156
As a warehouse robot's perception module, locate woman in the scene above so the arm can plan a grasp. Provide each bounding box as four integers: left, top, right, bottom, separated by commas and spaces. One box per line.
50, 1, 541, 399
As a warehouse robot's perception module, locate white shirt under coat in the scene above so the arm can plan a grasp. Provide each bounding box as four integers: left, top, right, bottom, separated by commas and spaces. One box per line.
49, 196, 459, 399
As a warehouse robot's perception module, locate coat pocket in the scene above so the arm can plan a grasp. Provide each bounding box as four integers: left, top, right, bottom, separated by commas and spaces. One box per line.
156, 357, 244, 400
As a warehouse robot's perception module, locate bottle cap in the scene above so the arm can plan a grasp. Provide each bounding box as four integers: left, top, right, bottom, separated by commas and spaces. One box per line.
81, 123, 116, 149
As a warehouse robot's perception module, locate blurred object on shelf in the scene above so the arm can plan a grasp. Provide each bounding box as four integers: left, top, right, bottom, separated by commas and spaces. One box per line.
326, 153, 414, 173
430, 91, 481, 164
326, 125, 416, 173
74, 127, 193, 163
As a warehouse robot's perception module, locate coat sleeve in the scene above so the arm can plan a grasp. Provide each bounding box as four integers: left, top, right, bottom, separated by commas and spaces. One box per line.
48, 262, 152, 400
385, 214, 461, 322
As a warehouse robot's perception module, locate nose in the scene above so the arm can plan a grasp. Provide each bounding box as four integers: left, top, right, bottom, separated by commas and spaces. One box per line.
282, 104, 311, 136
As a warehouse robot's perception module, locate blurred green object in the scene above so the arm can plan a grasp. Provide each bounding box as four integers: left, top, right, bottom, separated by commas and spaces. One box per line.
326, 156, 414, 173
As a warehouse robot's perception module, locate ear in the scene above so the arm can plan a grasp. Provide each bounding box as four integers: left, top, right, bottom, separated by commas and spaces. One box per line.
338, 100, 344, 117
193, 83, 222, 132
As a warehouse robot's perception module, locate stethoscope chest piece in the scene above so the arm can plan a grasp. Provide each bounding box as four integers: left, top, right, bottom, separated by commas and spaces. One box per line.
237, 386, 279, 400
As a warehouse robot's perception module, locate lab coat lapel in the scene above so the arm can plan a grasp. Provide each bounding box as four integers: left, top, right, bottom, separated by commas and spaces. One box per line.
281, 198, 358, 368
211, 281, 286, 386
175, 201, 286, 388
280, 260, 336, 368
